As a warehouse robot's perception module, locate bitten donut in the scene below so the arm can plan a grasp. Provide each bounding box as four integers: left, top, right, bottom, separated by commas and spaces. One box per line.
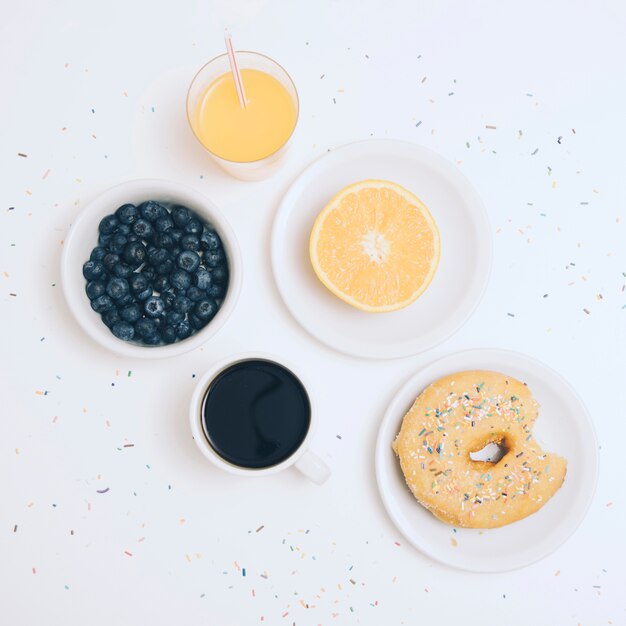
392, 370, 567, 529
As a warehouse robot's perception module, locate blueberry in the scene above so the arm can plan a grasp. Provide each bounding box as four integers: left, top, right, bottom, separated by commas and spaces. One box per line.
204, 250, 224, 268
83, 260, 107, 281
112, 321, 135, 341
106, 277, 129, 300
98, 232, 112, 246
189, 313, 208, 330
127, 233, 140, 243
144, 296, 165, 317
161, 325, 177, 344
200, 228, 221, 251
211, 266, 228, 283
208, 283, 225, 299
165, 311, 184, 326
184, 218, 203, 235
139, 200, 167, 222
154, 214, 174, 233
129, 273, 149, 293
170, 229, 183, 244
119, 303, 141, 323
195, 269, 212, 290
103, 253, 120, 271
134, 317, 157, 338
109, 233, 128, 254
194, 298, 218, 321
90, 246, 107, 262
180, 234, 201, 251
154, 275, 170, 293
112, 262, 133, 278
175, 319, 193, 339
147, 248, 168, 267
156, 259, 174, 276
171, 205, 191, 227
101, 308, 120, 328
173, 296, 193, 314
154, 232, 175, 249
161, 290, 176, 309
115, 203, 139, 225
99, 214, 119, 234
141, 266, 157, 282
186, 286, 205, 302
142, 333, 162, 346
91, 294, 114, 313
170, 268, 192, 291
133, 218, 155, 242
122, 241, 147, 267
117, 224, 131, 236
177, 250, 200, 273
136, 287, 153, 301
116, 293, 135, 307
85, 280, 106, 300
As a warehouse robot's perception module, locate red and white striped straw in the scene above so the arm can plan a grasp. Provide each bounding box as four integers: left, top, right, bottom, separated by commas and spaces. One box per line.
224, 32, 247, 109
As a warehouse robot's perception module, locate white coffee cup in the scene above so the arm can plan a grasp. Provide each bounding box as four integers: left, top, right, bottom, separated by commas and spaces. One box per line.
189, 352, 330, 484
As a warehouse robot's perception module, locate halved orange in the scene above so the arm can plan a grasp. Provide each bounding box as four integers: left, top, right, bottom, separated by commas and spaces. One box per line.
309, 180, 440, 313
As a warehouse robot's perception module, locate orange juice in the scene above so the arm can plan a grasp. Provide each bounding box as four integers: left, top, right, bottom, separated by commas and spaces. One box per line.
194, 69, 297, 163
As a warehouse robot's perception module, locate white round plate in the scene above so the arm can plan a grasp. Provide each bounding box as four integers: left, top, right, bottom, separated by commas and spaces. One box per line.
375, 349, 598, 572
271, 139, 492, 359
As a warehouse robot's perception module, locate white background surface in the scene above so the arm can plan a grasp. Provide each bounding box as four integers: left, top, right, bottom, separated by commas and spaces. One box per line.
1, 1, 624, 624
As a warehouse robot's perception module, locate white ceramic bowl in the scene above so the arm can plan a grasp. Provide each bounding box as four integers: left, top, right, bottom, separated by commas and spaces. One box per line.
61, 179, 242, 359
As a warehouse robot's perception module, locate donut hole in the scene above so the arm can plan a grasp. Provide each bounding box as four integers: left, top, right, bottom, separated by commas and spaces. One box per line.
469, 440, 509, 464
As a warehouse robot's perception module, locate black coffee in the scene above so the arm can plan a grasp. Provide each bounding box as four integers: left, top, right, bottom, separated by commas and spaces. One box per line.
202, 359, 311, 469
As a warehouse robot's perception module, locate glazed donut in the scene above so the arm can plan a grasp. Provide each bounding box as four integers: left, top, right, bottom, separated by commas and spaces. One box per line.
393, 370, 567, 529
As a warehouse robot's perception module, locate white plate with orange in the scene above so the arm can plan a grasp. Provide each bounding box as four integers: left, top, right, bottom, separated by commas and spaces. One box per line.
271, 139, 492, 359
375, 349, 598, 572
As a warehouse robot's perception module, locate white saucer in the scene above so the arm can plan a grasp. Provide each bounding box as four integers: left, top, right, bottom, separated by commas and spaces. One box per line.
271, 139, 492, 359
375, 349, 598, 572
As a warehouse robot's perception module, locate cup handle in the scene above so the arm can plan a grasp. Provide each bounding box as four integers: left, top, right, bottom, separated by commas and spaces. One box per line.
294, 450, 331, 485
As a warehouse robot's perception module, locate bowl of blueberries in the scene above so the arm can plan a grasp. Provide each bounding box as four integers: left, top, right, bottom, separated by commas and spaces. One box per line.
61, 179, 242, 358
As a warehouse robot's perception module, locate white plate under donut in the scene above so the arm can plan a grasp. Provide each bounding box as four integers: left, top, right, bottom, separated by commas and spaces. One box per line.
375, 348, 598, 572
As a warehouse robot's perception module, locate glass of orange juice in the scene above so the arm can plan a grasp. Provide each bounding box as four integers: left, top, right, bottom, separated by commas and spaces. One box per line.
186, 51, 299, 181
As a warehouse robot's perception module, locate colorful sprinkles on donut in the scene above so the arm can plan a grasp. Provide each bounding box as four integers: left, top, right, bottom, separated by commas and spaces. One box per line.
392, 370, 567, 529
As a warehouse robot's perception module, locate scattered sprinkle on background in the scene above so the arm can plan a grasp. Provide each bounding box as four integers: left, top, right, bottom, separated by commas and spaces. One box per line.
0, 1, 624, 625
